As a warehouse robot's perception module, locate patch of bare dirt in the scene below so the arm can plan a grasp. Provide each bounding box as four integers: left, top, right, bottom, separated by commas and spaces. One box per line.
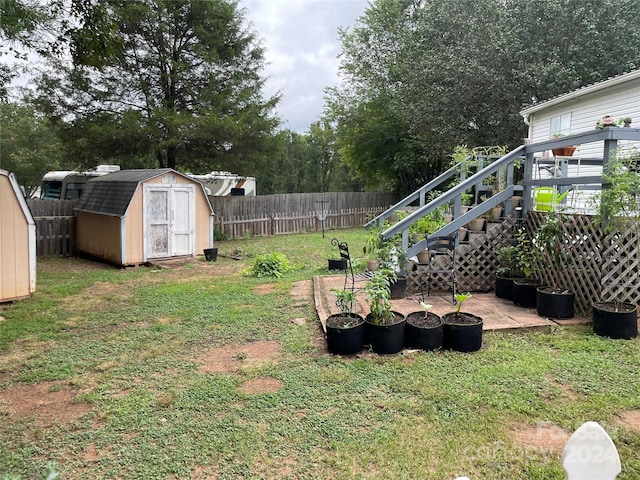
617, 409, 640, 433
196, 340, 281, 374
290, 280, 311, 300
512, 422, 570, 451
253, 283, 276, 295
0, 381, 92, 427
239, 376, 283, 395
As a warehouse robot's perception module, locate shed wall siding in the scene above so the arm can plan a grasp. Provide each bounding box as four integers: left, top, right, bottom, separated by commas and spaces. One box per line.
126, 188, 144, 264
76, 170, 213, 266
76, 211, 124, 264
0, 176, 31, 301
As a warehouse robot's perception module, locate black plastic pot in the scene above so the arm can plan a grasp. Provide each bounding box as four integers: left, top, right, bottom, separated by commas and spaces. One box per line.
390, 276, 407, 300
328, 258, 347, 271
365, 312, 406, 354
536, 287, 574, 319
405, 311, 443, 351
592, 302, 638, 340
326, 313, 365, 355
442, 312, 483, 353
512, 278, 541, 308
495, 276, 515, 300
204, 248, 218, 261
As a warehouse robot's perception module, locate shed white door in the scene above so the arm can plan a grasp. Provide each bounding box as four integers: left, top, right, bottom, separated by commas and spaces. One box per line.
144, 184, 195, 259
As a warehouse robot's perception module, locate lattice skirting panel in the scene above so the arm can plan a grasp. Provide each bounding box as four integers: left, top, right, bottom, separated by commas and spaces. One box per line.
407, 216, 518, 296
407, 212, 639, 317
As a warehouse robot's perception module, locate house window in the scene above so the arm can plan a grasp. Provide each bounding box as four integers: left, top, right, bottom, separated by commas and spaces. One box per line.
550, 113, 571, 136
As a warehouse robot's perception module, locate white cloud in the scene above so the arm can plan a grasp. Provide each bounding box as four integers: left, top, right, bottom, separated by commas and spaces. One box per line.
240, 0, 368, 133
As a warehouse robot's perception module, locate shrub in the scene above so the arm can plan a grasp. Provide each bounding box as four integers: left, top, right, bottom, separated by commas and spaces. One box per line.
243, 252, 293, 278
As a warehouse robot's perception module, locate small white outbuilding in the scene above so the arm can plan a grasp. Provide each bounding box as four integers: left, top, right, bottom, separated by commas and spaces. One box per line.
0, 169, 36, 302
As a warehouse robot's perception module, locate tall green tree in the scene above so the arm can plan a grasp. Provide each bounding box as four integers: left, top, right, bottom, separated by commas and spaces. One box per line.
0, 101, 64, 197
327, 0, 640, 195
34, 0, 279, 173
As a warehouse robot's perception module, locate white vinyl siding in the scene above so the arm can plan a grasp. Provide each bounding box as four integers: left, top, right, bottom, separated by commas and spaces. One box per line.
523, 71, 640, 214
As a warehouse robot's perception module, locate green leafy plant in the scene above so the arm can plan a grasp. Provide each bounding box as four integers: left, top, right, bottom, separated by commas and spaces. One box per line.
330, 288, 356, 314
363, 267, 397, 325
454, 293, 472, 314
594, 148, 640, 309
495, 245, 519, 277
514, 227, 539, 279
419, 301, 433, 317
363, 225, 384, 259
536, 212, 572, 293
243, 252, 293, 278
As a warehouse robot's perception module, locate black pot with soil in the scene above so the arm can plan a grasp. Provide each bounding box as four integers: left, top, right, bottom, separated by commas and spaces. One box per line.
405, 311, 443, 351
365, 311, 406, 354
390, 275, 407, 300
442, 312, 483, 353
495, 275, 515, 300
512, 278, 541, 308
204, 247, 218, 261
325, 313, 365, 355
536, 287, 575, 319
592, 302, 638, 340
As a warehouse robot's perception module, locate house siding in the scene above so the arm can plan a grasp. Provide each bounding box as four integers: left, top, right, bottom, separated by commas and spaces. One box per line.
523, 72, 640, 213
527, 81, 640, 159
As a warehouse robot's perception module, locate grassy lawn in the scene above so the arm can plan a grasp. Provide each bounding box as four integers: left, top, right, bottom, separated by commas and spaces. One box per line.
1, 228, 639, 479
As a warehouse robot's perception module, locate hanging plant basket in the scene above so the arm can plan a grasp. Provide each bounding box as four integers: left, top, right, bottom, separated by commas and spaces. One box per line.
328, 258, 347, 271
552, 146, 576, 157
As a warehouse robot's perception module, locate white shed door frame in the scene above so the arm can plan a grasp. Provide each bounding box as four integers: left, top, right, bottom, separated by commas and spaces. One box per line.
143, 184, 195, 260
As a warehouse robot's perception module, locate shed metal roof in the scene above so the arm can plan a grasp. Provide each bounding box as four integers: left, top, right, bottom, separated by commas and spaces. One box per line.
75, 169, 185, 217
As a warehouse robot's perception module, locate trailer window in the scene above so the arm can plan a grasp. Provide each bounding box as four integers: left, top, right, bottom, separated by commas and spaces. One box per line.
64, 183, 84, 200
41, 181, 62, 200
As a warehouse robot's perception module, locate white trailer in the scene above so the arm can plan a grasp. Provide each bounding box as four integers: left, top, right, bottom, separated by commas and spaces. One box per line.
186, 171, 256, 196
40, 165, 121, 200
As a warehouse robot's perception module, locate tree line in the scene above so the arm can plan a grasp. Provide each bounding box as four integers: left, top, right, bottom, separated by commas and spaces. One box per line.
2, 0, 640, 198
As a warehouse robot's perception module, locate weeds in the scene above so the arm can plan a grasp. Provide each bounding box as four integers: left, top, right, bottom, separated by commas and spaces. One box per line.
0, 229, 639, 479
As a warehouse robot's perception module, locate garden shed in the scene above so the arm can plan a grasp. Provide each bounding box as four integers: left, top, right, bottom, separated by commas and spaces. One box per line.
0, 169, 36, 302
75, 169, 214, 267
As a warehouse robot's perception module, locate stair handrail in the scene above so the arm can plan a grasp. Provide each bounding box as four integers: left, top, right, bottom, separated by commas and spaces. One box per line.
364, 162, 462, 229
382, 145, 526, 256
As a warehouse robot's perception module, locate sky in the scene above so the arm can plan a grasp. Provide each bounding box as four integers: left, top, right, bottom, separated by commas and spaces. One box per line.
239, 0, 369, 133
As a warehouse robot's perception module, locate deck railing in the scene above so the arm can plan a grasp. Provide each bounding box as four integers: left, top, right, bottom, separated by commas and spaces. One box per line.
372, 127, 640, 262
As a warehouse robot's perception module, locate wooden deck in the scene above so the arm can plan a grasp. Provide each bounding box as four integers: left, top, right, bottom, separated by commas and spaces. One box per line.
314, 274, 590, 334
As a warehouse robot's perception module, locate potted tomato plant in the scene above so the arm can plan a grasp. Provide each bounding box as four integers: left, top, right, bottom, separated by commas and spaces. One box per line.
325, 289, 365, 355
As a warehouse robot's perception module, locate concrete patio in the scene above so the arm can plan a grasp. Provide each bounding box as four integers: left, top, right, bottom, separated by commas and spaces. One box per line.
314, 274, 590, 334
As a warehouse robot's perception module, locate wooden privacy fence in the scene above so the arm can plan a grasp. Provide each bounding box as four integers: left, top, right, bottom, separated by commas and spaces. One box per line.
25, 194, 396, 256
27, 200, 78, 257
209, 192, 397, 239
